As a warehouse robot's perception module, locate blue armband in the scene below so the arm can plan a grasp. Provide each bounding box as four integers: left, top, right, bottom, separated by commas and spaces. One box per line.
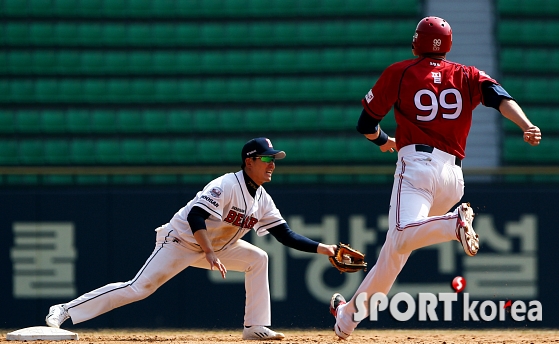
187, 206, 210, 234
482, 81, 514, 110
356, 109, 381, 134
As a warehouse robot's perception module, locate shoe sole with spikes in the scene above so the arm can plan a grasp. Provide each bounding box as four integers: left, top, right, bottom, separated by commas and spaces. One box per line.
457, 203, 479, 256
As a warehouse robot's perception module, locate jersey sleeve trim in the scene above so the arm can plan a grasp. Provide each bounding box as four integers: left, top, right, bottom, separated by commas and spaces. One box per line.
361, 98, 385, 120
193, 201, 221, 219
255, 219, 285, 236
481, 81, 515, 110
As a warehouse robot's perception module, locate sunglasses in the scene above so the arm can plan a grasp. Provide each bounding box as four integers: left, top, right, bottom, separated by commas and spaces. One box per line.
253, 156, 275, 163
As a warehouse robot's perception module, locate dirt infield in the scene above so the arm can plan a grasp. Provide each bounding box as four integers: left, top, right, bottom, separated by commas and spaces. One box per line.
3, 328, 558, 344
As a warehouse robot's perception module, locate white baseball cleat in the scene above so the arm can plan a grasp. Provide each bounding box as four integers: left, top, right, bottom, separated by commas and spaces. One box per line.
330, 293, 351, 339
329, 293, 346, 318
456, 202, 479, 256
334, 324, 351, 340
242, 326, 285, 340
45, 304, 70, 328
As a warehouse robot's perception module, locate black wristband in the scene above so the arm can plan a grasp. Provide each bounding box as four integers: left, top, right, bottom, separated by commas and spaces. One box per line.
368, 129, 389, 146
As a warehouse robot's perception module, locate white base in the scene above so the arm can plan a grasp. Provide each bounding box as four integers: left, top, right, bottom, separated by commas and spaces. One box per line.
6, 326, 79, 341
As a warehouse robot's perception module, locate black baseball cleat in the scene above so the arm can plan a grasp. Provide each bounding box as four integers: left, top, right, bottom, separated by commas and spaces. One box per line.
329, 293, 346, 318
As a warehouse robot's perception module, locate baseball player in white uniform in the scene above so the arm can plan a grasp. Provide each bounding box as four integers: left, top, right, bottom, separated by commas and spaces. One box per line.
46, 137, 337, 340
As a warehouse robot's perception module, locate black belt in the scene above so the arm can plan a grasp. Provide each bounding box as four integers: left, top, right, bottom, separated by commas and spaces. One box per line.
415, 144, 461, 167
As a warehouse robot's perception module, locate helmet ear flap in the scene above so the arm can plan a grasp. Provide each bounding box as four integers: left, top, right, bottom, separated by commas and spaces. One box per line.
411, 33, 419, 56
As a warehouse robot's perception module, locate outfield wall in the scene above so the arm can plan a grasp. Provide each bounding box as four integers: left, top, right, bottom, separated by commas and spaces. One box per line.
1, 183, 556, 329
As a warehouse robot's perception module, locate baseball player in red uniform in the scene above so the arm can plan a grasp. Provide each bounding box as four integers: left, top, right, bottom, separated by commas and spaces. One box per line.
45, 137, 338, 340
329, 17, 542, 339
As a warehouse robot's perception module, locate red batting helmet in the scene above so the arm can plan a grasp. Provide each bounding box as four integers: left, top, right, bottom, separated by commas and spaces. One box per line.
412, 16, 452, 56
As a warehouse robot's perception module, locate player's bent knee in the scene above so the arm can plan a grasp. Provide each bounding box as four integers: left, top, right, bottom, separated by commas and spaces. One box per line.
392, 236, 412, 255
129, 280, 160, 300
254, 249, 268, 263
246, 248, 268, 271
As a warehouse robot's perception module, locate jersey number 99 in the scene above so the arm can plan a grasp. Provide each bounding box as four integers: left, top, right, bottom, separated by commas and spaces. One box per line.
414, 88, 463, 122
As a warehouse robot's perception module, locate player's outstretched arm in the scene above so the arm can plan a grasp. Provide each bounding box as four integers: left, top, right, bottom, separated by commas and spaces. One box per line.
499, 99, 541, 146
268, 224, 337, 255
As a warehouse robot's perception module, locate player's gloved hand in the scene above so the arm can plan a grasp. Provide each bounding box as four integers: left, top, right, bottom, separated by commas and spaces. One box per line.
380, 137, 397, 153
329, 243, 367, 273
523, 125, 541, 146
205, 251, 227, 279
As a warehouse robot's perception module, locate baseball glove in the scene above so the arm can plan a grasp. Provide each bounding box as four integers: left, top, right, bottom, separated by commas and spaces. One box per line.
329, 243, 367, 273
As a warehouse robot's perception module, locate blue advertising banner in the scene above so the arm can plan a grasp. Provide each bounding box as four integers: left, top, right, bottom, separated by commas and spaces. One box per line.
1, 183, 556, 330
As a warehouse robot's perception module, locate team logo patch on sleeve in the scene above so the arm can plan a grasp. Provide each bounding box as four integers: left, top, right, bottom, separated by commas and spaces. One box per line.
365, 90, 374, 103
201, 195, 219, 207
209, 187, 223, 198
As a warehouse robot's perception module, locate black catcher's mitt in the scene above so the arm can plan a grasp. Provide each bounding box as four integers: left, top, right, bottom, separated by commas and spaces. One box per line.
329, 243, 367, 273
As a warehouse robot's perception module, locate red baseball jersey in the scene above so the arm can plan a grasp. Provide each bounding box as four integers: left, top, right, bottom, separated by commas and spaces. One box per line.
362, 57, 498, 159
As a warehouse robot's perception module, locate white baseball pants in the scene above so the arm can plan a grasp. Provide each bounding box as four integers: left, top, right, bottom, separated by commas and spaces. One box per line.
335, 144, 464, 335
65, 226, 271, 327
